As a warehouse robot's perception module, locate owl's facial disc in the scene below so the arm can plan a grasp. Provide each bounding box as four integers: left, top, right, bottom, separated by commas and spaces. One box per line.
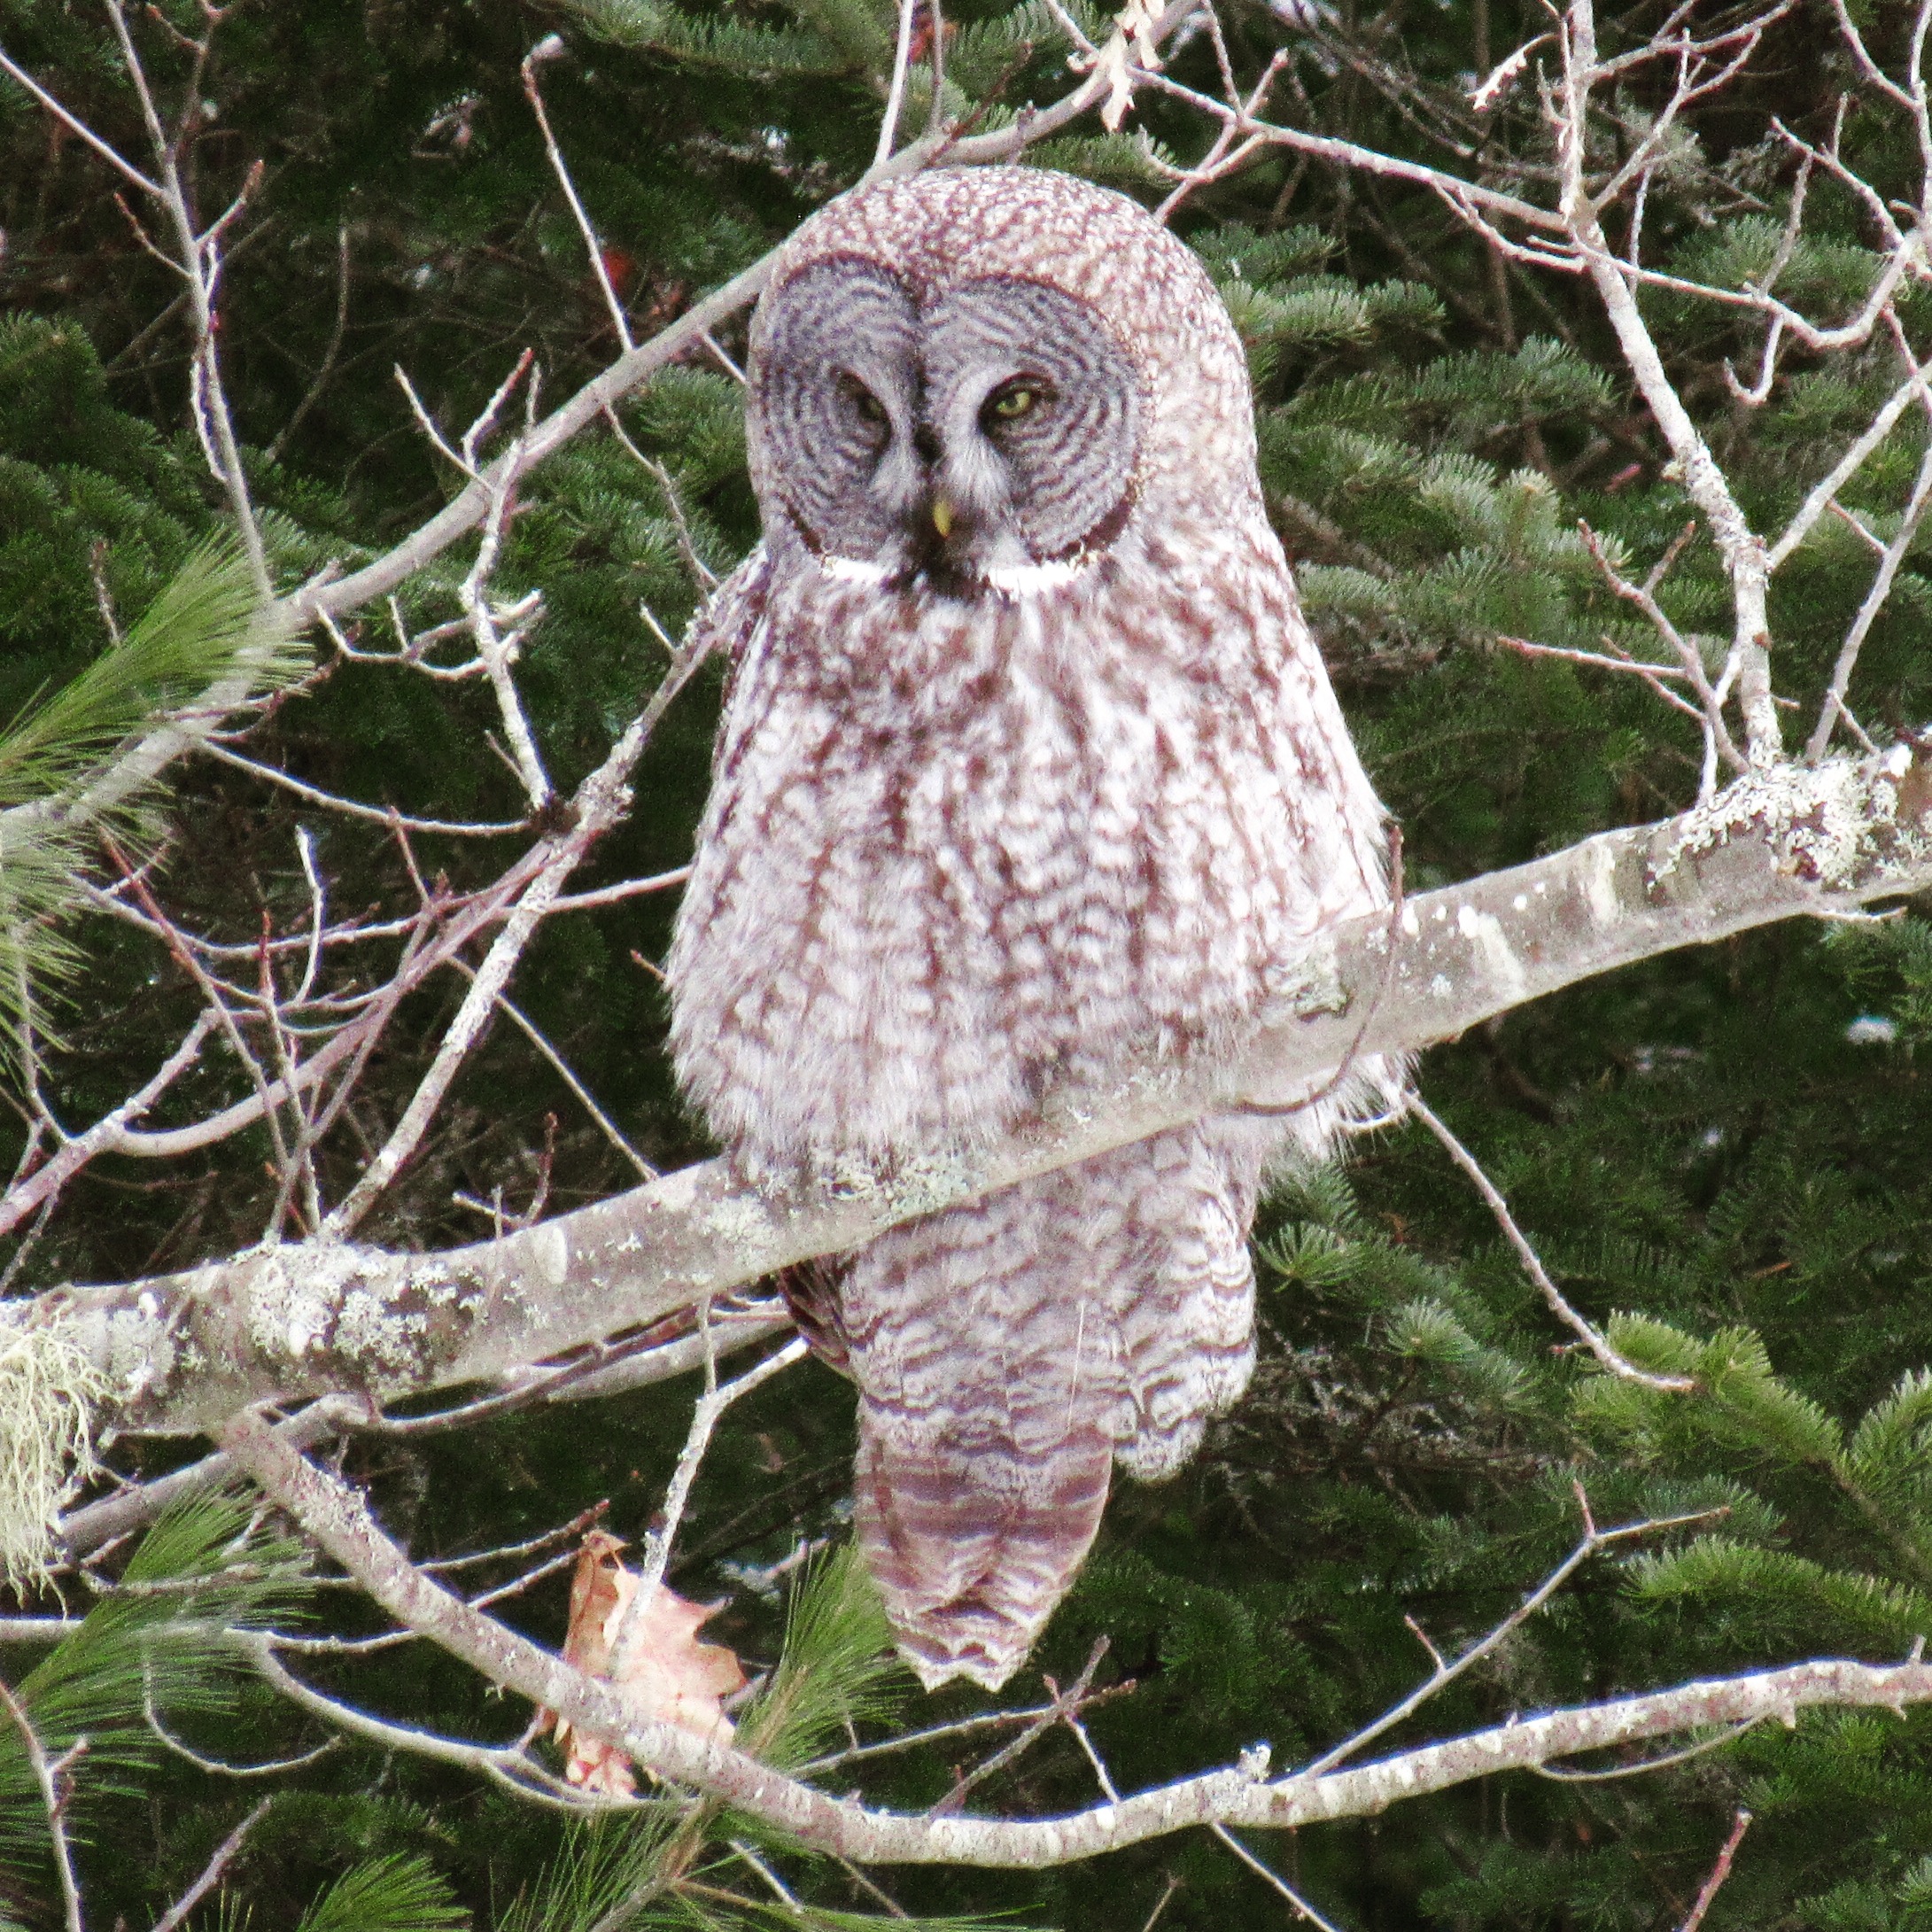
753, 260, 1141, 597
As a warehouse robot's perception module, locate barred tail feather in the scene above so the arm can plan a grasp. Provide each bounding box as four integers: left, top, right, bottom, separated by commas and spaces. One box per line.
838, 1172, 1130, 1690
856, 1409, 1113, 1691
837, 1127, 1276, 1690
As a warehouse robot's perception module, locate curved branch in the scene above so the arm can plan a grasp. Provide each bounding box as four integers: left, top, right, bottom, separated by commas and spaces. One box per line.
216, 1406, 1932, 1868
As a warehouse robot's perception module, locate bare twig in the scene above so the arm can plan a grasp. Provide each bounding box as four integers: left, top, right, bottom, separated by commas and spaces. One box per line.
268, 222, 353, 462
1302, 1490, 1722, 1780
0, 39, 160, 190
0, 1013, 217, 1241
198, 741, 529, 836
876, 0, 922, 167
1805, 436, 1932, 762
609, 1330, 811, 1669
1680, 1808, 1752, 1932
1408, 1094, 1696, 1393
150, 1798, 275, 1932
103, 0, 271, 596
239, 1633, 642, 1814
0, 1672, 84, 1932
446, 958, 657, 1181
929, 1639, 1113, 1816
146, 1672, 340, 1777
213, 1405, 1932, 1863
320, 685, 679, 1235
524, 35, 635, 352
1212, 1826, 1346, 1930
601, 406, 719, 591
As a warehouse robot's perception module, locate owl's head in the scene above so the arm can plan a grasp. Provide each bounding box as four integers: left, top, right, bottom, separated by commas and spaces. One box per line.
746, 167, 1255, 600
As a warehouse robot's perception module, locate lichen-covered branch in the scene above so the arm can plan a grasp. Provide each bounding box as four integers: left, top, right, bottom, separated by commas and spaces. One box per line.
24, 741, 1931, 1437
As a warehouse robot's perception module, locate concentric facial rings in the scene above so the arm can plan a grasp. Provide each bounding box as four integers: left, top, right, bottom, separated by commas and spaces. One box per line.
750, 257, 1142, 584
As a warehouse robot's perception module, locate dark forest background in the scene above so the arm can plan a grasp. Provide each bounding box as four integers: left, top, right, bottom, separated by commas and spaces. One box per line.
8, 0, 1932, 1925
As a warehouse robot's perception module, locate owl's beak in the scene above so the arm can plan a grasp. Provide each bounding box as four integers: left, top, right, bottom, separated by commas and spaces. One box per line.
930, 493, 957, 540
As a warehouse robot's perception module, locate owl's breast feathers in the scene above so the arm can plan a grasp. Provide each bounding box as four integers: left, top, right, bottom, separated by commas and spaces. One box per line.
666, 514, 1389, 1176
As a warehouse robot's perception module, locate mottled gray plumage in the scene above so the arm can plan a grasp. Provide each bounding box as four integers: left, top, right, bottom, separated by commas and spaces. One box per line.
668, 166, 1392, 1689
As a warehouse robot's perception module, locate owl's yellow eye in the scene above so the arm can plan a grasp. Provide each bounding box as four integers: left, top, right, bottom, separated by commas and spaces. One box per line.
985, 380, 1048, 425
841, 375, 888, 426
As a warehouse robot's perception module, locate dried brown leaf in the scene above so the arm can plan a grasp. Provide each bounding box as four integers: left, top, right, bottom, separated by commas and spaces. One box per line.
544, 1529, 748, 1796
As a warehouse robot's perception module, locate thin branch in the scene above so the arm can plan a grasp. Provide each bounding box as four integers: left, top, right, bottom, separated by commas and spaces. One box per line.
1494, 634, 1708, 730
268, 221, 353, 462
103, 0, 272, 598
446, 958, 657, 1180
1555, 0, 1780, 764
198, 740, 529, 835
1408, 1094, 1696, 1392
146, 1672, 341, 1778
59, 1399, 356, 1562
320, 687, 675, 1236
424, 1503, 611, 1576
211, 1407, 1932, 1865
876, 0, 921, 167
1679, 1809, 1752, 1932
798, 1688, 1119, 1775
0, 39, 162, 194
1075, 1638, 1342, 1930
150, 1798, 275, 1932
239, 1633, 644, 1814
601, 407, 719, 591
610, 1331, 811, 1668
0, 1672, 84, 1932
1138, 1874, 1183, 1932
0, 1012, 217, 1241
548, 866, 692, 914
1805, 435, 1932, 762
1212, 1827, 1346, 1931
1532, 1717, 1759, 1780
1301, 1493, 1721, 1779
499, 1301, 791, 1405
524, 35, 635, 352
930, 1640, 1112, 1816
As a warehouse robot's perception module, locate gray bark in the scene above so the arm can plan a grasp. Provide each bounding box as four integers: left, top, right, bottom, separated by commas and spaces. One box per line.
19, 742, 1930, 1436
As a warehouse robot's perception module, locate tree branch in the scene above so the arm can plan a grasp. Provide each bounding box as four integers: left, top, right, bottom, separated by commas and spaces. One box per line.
210, 1407, 1932, 1867
27, 744, 1931, 1439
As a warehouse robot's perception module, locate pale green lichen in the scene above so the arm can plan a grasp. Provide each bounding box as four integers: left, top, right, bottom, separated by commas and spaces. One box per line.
0, 1307, 108, 1591
1650, 749, 1926, 894
701, 1191, 780, 1264
881, 1148, 985, 1221
1261, 938, 1349, 1020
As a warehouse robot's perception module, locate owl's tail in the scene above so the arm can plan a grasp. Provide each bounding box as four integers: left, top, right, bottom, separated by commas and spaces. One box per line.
835, 1127, 1265, 1691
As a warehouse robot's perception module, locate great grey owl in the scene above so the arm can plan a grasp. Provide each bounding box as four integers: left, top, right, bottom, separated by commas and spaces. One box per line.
667, 166, 1393, 1691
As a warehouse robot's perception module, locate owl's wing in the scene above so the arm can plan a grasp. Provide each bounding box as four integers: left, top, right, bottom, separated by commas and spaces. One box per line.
775, 1259, 850, 1375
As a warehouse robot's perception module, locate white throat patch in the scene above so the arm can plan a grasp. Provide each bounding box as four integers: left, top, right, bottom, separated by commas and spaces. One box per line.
819, 555, 1089, 596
